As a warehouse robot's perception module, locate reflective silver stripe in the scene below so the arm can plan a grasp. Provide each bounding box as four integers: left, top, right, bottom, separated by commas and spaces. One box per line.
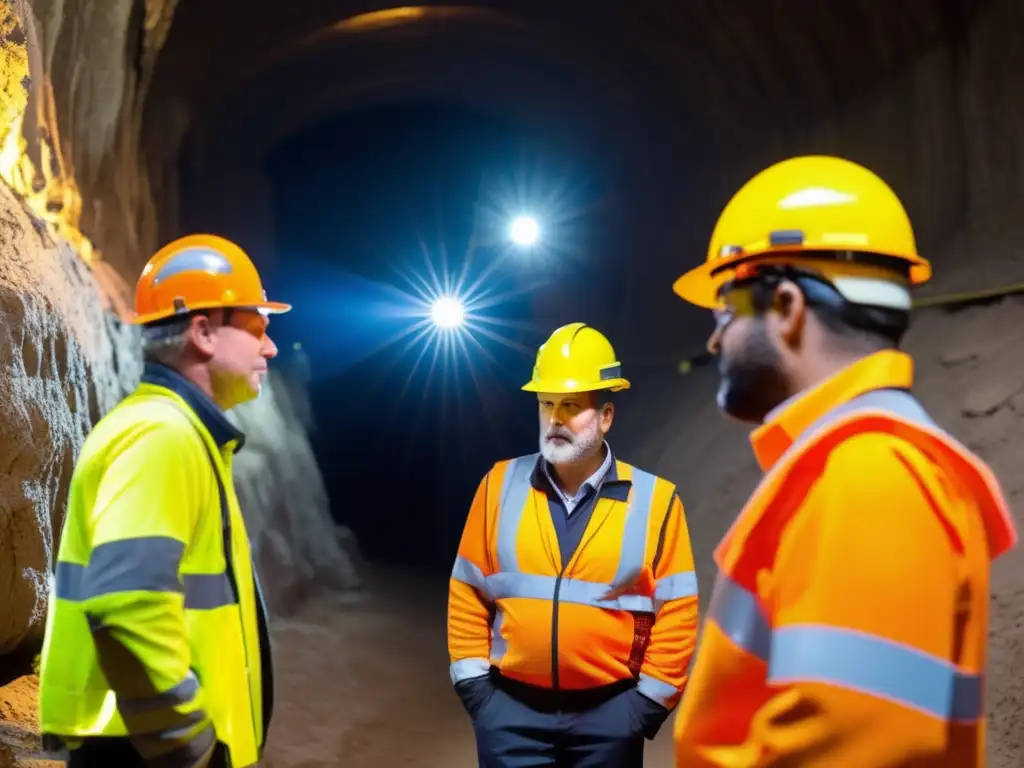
707, 573, 771, 662
180, 573, 235, 610
491, 606, 508, 665
55, 538, 237, 610
714, 390, 940, 660
710, 390, 979, 716
637, 672, 681, 707
778, 387, 938, 472
450, 657, 490, 685
60, 537, 186, 598
613, 468, 656, 589
135, 721, 217, 768
487, 571, 655, 612
654, 571, 699, 606
152, 247, 233, 286
812, 388, 936, 432
451, 555, 492, 600
491, 457, 661, 613
769, 624, 983, 721
496, 455, 536, 572
118, 671, 200, 715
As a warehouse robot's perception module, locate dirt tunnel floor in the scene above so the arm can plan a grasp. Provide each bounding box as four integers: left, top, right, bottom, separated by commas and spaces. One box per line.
0, 567, 1013, 766
263, 569, 675, 767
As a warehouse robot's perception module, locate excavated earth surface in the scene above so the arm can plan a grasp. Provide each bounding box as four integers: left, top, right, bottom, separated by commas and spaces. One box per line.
0, 571, 674, 768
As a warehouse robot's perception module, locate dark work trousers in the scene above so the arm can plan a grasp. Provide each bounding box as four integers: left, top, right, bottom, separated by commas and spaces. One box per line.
471, 676, 647, 767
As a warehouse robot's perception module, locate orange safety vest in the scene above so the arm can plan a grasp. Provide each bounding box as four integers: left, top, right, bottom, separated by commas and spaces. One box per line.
449, 454, 699, 706
674, 375, 1017, 766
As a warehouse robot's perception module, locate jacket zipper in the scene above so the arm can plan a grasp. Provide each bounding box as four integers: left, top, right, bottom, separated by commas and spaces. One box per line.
208, 444, 260, 754
550, 566, 566, 692
222, 489, 260, 752
171, 399, 262, 754
549, 477, 610, 693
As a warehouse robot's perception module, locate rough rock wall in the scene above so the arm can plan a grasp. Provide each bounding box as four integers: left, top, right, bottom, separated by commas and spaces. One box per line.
0, 1, 360, 650
228, 369, 362, 615
0, 180, 140, 656
5, 0, 178, 277
709, 0, 1024, 298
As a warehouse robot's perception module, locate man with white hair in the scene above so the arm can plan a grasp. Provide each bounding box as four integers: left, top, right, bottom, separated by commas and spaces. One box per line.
448, 322, 700, 767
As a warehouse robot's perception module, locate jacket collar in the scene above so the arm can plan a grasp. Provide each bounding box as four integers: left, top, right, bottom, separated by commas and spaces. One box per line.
750, 349, 914, 471
141, 362, 247, 452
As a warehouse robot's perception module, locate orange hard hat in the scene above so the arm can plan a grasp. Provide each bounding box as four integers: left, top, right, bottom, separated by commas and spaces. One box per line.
132, 234, 291, 325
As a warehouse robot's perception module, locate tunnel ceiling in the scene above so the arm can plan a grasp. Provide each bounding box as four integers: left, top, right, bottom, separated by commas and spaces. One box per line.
147, 0, 984, 181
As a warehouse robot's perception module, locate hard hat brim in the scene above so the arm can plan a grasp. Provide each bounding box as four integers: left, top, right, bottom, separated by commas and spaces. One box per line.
673, 249, 933, 309
521, 378, 631, 394
130, 298, 293, 325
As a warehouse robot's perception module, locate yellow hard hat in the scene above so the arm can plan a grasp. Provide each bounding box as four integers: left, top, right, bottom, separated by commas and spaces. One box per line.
522, 323, 631, 394
673, 155, 932, 308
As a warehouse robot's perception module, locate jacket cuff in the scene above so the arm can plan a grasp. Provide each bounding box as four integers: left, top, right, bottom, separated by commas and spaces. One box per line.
450, 657, 490, 686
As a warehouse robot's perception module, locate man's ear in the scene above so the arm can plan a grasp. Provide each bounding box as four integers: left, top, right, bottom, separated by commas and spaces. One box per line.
187, 312, 216, 357
771, 280, 807, 349
599, 400, 615, 433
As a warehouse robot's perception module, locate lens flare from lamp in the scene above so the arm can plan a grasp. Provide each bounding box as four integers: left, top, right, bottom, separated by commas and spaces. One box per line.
430, 295, 465, 329
508, 215, 540, 247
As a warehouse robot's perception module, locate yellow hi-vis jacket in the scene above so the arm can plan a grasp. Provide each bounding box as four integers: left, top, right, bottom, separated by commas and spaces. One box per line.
39, 364, 273, 768
449, 453, 699, 709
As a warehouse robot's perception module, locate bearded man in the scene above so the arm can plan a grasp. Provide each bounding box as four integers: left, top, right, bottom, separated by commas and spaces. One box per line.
447, 322, 699, 767
670, 155, 1016, 767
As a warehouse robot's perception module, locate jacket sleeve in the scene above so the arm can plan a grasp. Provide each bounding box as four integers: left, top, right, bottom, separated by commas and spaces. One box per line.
447, 469, 495, 687
639, 491, 700, 711
741, 434, 965, 767
81, 418, 217, 764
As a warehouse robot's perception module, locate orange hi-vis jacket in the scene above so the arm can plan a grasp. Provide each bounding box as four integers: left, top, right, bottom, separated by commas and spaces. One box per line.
673, 350, 1018, 767
448, 453, 699, 708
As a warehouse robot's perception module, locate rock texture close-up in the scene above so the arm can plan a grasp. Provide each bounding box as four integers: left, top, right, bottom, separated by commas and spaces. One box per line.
0, 180, 140, 657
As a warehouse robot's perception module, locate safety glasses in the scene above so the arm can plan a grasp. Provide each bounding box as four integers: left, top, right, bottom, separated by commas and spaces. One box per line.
714, 266, 845, 332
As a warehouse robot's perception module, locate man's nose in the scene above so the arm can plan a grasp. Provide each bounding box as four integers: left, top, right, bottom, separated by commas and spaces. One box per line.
706, 325, 723, 356
262, 334, 279, 359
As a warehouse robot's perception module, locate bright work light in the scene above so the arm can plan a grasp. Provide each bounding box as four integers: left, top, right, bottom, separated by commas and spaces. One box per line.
430, 295, 465, 329
508, 215, 540, 247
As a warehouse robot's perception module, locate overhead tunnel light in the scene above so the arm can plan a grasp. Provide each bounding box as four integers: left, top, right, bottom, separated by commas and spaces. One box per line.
508, 215, 540, 247
430, 295, 466, 330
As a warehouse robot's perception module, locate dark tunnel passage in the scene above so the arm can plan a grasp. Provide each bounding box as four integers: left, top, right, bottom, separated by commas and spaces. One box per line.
254, 100, 616, 570
3, 0, 1024, 764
